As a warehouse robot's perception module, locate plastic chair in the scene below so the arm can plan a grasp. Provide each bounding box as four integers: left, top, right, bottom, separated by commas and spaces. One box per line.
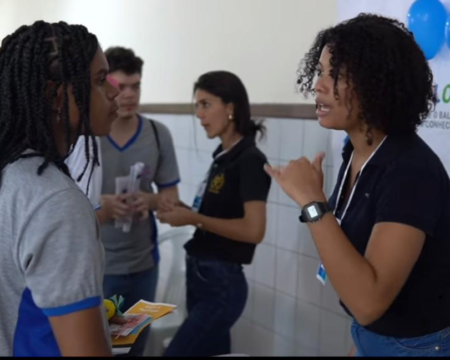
144, 226, 195, 357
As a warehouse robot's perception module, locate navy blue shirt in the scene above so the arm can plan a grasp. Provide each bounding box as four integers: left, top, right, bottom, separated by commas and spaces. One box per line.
329, 133, 450, 338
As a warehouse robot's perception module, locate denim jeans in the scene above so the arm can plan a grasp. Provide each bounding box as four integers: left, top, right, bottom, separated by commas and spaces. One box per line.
352, 320, 450, 357
104, 266, 159, 357
164, 256, 248, 357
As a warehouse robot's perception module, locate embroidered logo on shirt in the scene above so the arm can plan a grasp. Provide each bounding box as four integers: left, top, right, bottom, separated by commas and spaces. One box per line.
209, 174, 225, 194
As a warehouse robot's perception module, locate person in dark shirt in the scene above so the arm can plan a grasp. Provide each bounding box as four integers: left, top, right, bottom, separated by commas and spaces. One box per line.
266, 14, 450, 357
158, 71, 271, 357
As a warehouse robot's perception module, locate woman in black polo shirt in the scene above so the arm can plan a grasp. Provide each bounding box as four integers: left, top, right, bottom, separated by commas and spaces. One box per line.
267, 14, 450, 357
158, 71, 271, 357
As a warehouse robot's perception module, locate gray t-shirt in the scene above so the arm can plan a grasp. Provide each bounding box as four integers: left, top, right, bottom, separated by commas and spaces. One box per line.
0, 155, 109, 356
101, 116, 180, 275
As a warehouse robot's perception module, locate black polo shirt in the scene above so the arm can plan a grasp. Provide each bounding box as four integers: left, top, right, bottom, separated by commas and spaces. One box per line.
328, 133, 450, 338
184, 136, 271, 264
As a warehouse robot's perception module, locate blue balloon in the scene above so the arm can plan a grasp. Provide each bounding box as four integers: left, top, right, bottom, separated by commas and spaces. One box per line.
408, 0, 447, 60
445, 11, 450, 49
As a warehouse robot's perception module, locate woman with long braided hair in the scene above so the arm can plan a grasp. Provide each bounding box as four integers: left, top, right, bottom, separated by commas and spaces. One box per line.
0, 21, 119, 356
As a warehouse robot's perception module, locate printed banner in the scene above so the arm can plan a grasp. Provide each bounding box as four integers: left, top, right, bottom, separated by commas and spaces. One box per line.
332, 0, 450, 179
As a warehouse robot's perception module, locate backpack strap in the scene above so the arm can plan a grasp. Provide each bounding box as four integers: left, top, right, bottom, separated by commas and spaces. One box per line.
149, 119, 161, 152
149, 119, 161, 177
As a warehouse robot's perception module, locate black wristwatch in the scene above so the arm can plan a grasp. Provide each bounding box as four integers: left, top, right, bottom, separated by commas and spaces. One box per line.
299, 201, 332, 223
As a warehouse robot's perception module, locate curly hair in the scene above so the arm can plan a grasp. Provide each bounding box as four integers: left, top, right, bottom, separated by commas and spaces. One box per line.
297, 13, 436, 142
0, 21, 99, 184
105, 47, 144, 75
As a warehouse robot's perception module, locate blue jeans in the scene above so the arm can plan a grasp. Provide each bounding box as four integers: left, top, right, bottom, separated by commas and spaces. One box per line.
164, 256, 248, 357
104, 266, 159, 357
352, 321, 450, 357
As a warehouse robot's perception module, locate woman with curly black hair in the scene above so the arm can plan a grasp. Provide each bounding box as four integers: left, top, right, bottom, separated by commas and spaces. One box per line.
266, 14, 450, 356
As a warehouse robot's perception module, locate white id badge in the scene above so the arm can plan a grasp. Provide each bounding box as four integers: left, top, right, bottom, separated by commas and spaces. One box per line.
316, 263, 328, 286
192, 180, 207, 213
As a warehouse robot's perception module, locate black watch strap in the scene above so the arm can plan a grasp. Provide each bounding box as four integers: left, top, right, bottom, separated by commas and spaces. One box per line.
299, 201, 332, 223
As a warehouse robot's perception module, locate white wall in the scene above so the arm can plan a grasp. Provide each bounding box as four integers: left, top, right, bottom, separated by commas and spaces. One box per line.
0, 0, 337, 104
148, 113, 351, 356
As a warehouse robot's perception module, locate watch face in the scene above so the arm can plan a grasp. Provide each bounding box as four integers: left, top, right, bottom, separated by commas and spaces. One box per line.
307, 205, 319, 219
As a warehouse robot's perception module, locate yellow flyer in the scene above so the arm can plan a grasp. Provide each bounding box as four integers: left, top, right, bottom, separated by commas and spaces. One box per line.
126, 300, 177, 320
111, 301, 176, 347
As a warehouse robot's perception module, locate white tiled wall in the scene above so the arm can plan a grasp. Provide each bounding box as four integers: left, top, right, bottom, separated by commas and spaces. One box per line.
146, 113, 352, 356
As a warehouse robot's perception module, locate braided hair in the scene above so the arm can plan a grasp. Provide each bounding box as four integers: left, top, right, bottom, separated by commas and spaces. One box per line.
0, 21, 99, 184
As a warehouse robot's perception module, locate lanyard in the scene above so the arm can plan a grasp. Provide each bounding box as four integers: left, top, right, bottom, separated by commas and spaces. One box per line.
316, 135, 388, 286
214, 137, 243, 160
192, 137, 243, 212
334, 136, 387, 222
203, 137, 243, 183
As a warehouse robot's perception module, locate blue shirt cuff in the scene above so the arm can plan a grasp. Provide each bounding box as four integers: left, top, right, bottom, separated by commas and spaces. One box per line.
42, 296, 102, 317
156, 179, 181, 189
